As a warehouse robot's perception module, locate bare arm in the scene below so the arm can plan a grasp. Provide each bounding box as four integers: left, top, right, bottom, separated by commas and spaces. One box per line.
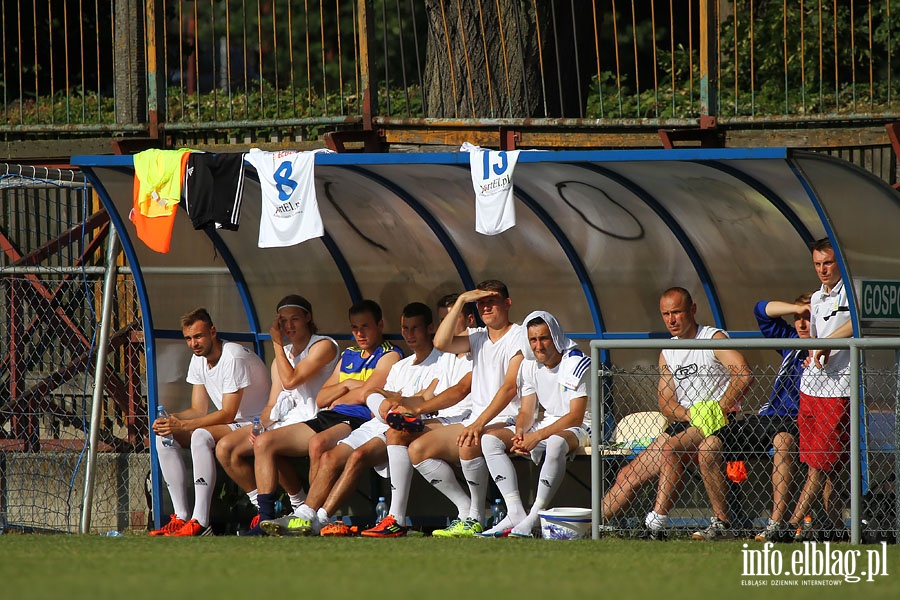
315, 361, 348, 408
514, 396, 587, 454
765, 300, 809, 319
711, 332, 754, 412
812, 319, 853, 368
433, 294, 474, 354
391, 372, 473, 418
329, 351, 402, 408
272, 336, 338, 390
658, 353, 688, 422
514, 392, 538, 438
159, 387, 245, 435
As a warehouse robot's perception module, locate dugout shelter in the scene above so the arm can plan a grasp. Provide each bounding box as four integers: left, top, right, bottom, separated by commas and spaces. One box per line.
69, 147, 900, 536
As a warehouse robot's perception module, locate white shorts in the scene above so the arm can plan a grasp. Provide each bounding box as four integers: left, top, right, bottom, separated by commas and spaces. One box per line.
428, 410, 472, 426
462, 413, 516, 428
271, 404, 318, 430
500, 418, 590, 465
338, 419, 390, 478
339, 418, 389, 449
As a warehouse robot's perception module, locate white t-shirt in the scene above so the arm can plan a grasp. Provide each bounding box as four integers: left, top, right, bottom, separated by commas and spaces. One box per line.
463, 143, 520, 236
661, 325, 732, 410
244, 148, 326, 248
518, 348, 591, 429
800, 279, 851, 397
468, 323, 524, 421
432, 351, 473, 419
186, 341, 271, 424
273, 335, 340, 424
385, 347, 443, 398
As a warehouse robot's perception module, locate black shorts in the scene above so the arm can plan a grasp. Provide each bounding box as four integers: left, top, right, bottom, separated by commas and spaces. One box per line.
715, 414, 798, 461
303, 409, 369, 433
182, 153, 246, 231
664, 421, 692, 436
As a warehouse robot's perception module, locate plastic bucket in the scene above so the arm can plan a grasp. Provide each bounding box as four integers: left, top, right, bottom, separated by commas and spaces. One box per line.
538, 507, 592, 540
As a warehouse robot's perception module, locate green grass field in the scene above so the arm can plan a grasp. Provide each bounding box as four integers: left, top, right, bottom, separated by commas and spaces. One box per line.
1, 534, 898, 600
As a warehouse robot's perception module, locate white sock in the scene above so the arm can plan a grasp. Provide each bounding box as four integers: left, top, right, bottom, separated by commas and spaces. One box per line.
460, 456, 489, 523
156, 436, 190, 520
246, 489, 259, 509
510, 513, 540, 537
645, 510, 668, 530
366, 392, 388, 423
189, 428, 217, 526
386, 445, 413, 522
483, 515, 515, 535
532, 435, 568, 512
414, 458, 470, 519
511, 436, 570, 536
482, 434, 527, 522
289, 491, 307, 510
294, 503, 316, 522
316, 508, 331, 527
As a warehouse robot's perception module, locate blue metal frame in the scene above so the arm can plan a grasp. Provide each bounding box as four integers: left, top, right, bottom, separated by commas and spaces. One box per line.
203, 229, 264, 356
787, 155, 869, 494
511, 186, 606, 337
79, 166, 166, 529
319, 231, 363, 303
577, 163, 727, 329
341, 165, 477, 290
699, 160, 817, 246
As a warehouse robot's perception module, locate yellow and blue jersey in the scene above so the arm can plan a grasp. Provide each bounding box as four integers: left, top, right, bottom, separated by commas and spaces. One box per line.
338, 341, 404, 383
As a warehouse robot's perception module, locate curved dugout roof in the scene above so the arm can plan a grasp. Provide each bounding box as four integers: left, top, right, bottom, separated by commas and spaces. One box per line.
72, 148, 900, 408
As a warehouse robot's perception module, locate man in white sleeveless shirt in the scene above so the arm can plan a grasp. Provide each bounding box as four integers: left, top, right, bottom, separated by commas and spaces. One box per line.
642, 287, 753, 539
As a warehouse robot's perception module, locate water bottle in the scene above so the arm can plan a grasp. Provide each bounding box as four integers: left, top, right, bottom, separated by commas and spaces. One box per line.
156, 406, 174, 447
252, 417, 264, 437
490, 498, 505, 528
375, 496, 388, 522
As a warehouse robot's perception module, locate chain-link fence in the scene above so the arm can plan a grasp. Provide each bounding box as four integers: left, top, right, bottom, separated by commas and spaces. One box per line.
590, 338, 899, 544
1, 171, 149, 533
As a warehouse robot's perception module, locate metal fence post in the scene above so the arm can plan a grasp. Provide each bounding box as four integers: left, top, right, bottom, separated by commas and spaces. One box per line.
699, 0, 718, 129
80, 226, 120, 534
358, 0, 378, 131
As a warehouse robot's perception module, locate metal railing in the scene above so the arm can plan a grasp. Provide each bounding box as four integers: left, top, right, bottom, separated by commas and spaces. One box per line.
589, 336, 900, 544
1, 1, 898, 138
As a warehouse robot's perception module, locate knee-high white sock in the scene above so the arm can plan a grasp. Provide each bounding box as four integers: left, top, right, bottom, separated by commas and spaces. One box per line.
460, 456, 489, 523
532, 435, 568, 512
512, 435, 569, 536
387, 445, 413, 522
190, 428, 217, 526
156, 436, 190, 520
246, 489, 259, 509
482, 434, 527, 522
414, 458, 470, 519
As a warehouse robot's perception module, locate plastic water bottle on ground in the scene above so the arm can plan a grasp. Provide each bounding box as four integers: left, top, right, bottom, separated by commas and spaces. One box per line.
375, 496, 388, 522
490, 498, 505, 528
252, 417, 264, 437
156, 406, 174, 447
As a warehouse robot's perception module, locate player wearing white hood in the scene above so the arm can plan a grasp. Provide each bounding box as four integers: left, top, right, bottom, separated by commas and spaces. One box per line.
479, 310, 591, 537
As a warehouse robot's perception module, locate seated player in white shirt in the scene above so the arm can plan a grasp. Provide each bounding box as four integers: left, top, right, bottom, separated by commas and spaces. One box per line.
260, 302, 442, 536
360, 293, 477, 537
480, 311, 591, 537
